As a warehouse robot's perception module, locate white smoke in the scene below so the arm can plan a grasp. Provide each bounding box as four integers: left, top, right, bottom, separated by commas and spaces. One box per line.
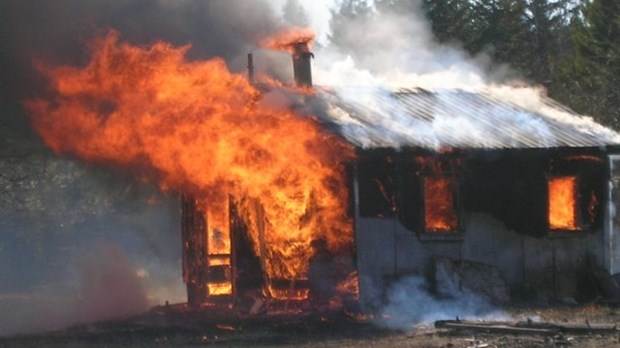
306, 1, 620, 149
486, 85, 620, 143
377, 275, 507, 331
313, 1, 490, 89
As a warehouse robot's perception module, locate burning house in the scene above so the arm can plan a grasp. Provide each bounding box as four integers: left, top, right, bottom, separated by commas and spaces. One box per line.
26, 30, 620, 313
329, 88, 620, 307
180, 38, 620, 309
179, 38, 357, 307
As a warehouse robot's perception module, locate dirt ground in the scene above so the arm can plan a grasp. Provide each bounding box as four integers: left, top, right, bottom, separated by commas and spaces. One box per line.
1, 304, 619, 348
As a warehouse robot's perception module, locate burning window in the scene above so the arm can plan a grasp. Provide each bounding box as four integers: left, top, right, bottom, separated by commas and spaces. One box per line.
423, 177, 458, 232
548, 176, 579, 231
180, 195, 234, 303
205, 203, 233, 296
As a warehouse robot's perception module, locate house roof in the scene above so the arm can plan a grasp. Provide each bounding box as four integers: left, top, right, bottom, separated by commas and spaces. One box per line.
316, 86, 620, 150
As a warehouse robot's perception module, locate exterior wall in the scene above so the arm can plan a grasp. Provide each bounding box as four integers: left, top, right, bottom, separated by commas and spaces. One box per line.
353, 148, 609, 307
181, 195, 209, 305
355, 213, 604, 306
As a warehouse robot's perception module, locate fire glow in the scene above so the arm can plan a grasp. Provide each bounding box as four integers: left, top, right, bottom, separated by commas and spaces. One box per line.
424, 177, 458, 232
205, 201, 232, 296
259, 27, 315, 52
26, 31, 355, 302
548, 176, 578, 230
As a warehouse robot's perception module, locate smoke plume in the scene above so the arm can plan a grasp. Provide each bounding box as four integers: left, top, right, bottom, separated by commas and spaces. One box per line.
1, 0, 293, 103
377, 275, 506, 331
314, 0, 490, 89
310, 1, 620, 149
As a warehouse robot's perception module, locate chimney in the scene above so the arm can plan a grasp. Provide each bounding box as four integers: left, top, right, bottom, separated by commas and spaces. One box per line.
291, 41, 313, 88
247, 53, 254, 85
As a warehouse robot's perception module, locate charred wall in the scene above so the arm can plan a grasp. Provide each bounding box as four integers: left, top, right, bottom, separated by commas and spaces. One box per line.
354, 147, 609, 305
460, 149, 606, 237
181, 195, 209, 305
355, 147, 607, 238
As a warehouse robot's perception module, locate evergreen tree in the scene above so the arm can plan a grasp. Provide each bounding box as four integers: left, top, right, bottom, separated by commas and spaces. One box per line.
465, 0, 531, 75
421, 0, 477, 46
523, 0, 573, 83
556, 0, 620, 128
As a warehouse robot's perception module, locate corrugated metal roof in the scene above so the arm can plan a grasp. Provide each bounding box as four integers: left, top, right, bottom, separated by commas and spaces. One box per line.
316, 86, 620, 149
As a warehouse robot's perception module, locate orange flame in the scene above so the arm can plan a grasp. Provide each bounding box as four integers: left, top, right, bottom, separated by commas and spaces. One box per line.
206, 202, 231, 256
204, 201, 232, 296
548, 176, 578, 230
26, 31, 354, 295
208, 282, 233, 296
259, 27, 315, 52
424, 177, 458, 231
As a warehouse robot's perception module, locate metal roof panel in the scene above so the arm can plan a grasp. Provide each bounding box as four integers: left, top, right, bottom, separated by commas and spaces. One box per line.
315, 86, 620, 149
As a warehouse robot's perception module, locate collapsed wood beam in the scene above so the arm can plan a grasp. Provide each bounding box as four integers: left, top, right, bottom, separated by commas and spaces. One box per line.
435, 320, 619, 335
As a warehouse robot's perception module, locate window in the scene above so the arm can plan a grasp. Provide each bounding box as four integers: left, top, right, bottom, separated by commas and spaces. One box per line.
548, 176, 579, 231
357, 154, 397, 218
205, 201, 233, 296
423, 177, 459, 233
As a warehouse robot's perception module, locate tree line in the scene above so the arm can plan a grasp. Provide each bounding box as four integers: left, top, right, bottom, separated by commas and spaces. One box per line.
329, 0, 619, 129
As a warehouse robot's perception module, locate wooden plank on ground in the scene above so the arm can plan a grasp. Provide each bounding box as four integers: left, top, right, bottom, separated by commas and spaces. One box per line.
435, 320, 618, 335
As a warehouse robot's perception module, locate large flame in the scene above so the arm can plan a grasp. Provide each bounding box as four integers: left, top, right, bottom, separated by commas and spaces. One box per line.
26, 31, 354, 295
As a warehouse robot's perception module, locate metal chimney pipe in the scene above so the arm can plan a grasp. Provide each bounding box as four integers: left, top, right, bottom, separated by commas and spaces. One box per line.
247, 53, 254, 85
291, 41, 313, 88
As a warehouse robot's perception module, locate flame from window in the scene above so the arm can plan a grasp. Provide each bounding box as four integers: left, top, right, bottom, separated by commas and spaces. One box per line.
548, 176, 578, 230
206, 205, 230, 256
205, 201, 232, 295
208, 282, 233, 296
424, 177, 458, 232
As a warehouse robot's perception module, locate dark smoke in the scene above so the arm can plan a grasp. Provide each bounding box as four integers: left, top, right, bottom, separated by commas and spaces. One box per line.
0, 0, 288, 102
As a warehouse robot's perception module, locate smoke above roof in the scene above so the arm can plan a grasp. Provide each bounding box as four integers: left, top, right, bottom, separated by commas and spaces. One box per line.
307, 2, 620, 149
313, 1, 491, 89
